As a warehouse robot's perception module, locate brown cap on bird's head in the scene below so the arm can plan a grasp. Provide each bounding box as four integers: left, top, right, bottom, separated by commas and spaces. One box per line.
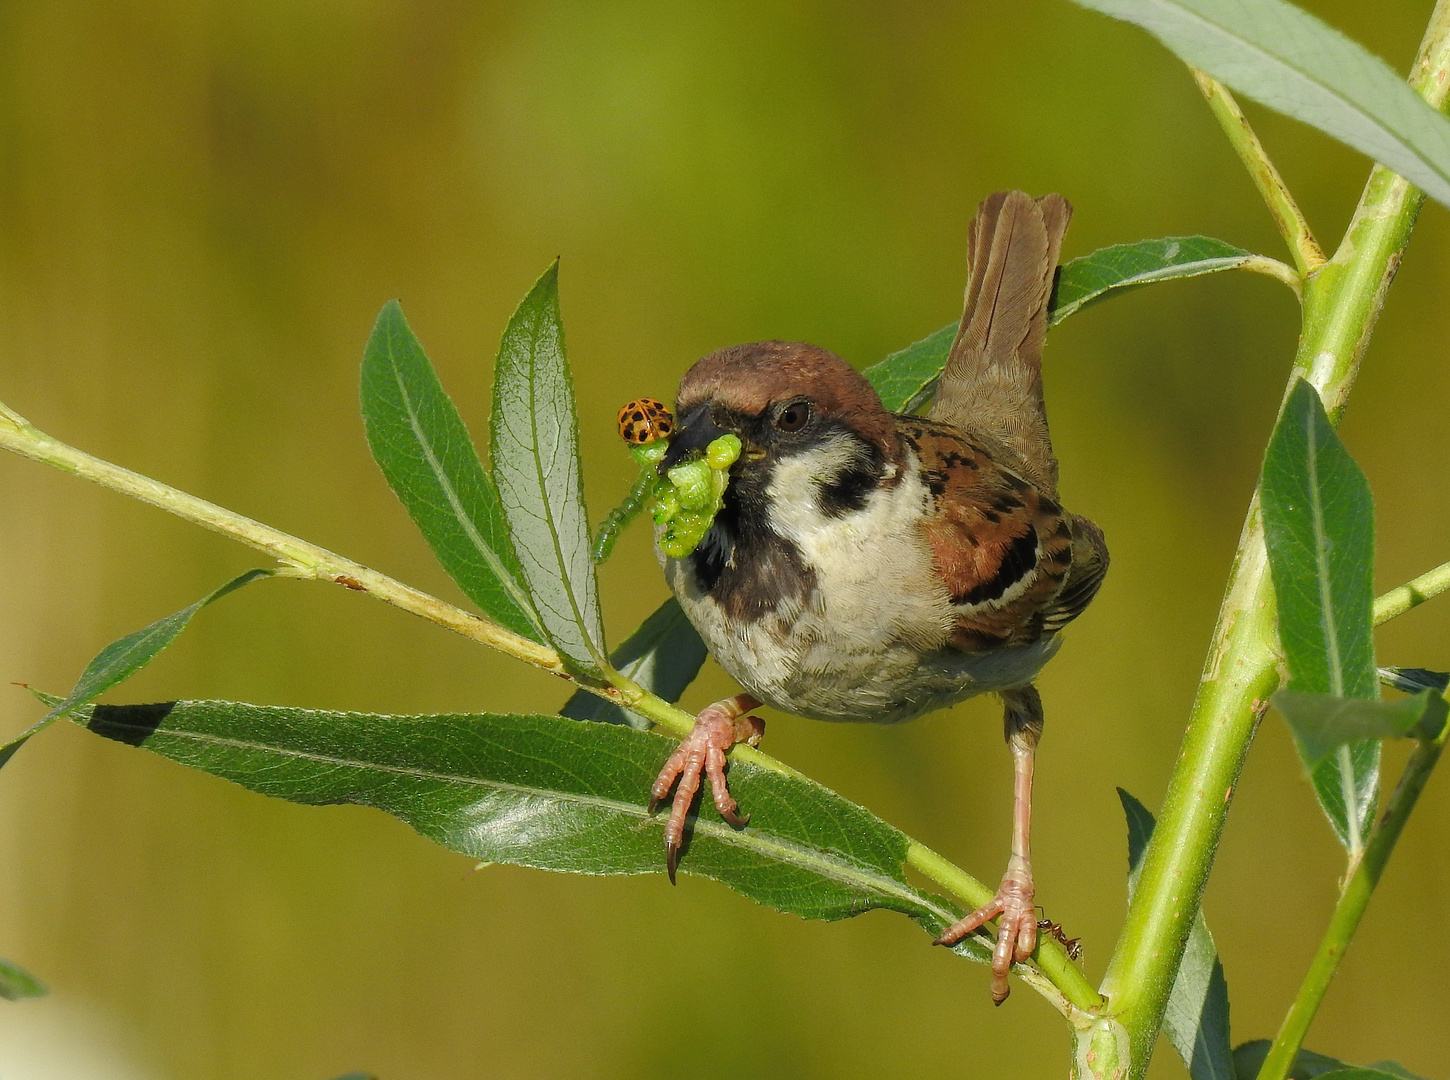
675, 341, 899, 459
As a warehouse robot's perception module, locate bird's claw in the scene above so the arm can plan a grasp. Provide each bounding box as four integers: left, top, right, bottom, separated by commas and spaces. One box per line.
648, 694, 764, 883
933, 855, 1036, 1004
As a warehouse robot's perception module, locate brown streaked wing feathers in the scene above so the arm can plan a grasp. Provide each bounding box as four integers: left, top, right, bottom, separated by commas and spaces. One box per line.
929, 191, 1072, 497
1040, 514, 1109, 634
900, 418, 1074, 652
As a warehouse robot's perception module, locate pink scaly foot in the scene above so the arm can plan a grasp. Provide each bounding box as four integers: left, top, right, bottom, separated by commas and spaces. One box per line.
648, 693, 765, 882
933, 685, 1044, 1004
933, 854, 1037, 1004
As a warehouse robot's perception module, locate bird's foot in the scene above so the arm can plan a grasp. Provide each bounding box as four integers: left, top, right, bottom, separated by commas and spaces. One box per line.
933, 855, 1036, 1004
648, 694, 765, 883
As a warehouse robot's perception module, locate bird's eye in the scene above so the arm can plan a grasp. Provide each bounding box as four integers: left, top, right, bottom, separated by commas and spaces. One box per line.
774, 401, 811, 433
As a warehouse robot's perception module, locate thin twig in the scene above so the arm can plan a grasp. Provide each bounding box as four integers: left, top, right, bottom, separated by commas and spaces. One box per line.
1255, 717, 1450, 1080
0, 410, 563, 671
1193, 71, 1326, 275
1374, 557, 1450, 625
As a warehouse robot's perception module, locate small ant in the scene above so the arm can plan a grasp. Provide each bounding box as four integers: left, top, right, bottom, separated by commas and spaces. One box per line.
1036, 913, 1082, 961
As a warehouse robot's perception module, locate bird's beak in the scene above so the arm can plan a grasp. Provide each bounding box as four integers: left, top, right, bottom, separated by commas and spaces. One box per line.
659, 402, 729, 474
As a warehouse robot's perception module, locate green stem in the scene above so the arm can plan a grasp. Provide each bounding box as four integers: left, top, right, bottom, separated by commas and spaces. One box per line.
1193, 70, 1326, 275
1091, 8, 1450, 1077
0, 406, 562, 672
1256, 719, 1450, 1080
0, 398, 1100, 1010
1241, 255, 1304, 298
1373, 557, 1450, 625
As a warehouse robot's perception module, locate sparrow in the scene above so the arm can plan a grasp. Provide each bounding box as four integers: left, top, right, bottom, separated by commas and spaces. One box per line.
648, 190, 1108, 1003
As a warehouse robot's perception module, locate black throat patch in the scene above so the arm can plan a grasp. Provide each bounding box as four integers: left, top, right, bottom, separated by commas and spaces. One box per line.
688, 463, 817, 623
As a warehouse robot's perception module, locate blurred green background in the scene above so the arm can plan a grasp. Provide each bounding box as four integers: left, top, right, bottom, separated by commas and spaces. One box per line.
2, 1, 1449, 1077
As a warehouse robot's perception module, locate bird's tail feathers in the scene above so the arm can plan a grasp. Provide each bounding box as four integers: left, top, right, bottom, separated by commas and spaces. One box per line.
930, 191, 1071, 494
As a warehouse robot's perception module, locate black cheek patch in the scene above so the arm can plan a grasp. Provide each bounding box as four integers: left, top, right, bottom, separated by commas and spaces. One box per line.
955, 526, 1039, 606
814, 434, 885, 518
817, 463, 878, 517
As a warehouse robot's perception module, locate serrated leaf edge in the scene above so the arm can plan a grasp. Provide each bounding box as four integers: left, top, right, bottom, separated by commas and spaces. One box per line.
372, 304, 544, 638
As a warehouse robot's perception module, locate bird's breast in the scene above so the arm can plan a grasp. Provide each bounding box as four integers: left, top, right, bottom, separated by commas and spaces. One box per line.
662, 450, 1058, 723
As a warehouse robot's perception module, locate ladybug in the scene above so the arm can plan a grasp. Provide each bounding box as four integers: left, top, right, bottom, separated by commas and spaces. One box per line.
617, 397, 674, 445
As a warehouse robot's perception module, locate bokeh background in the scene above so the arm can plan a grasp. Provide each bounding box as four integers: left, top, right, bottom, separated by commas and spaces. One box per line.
2, 1, 1449, 1077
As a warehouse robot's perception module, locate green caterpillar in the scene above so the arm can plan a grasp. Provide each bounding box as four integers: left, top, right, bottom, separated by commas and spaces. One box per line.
593, 397, 741, 563
654, 433, 741, 559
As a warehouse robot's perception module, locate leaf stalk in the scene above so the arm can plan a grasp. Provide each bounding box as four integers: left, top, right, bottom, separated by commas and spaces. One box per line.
1192, 71, 1326, 275
1239, 255, 1304, 297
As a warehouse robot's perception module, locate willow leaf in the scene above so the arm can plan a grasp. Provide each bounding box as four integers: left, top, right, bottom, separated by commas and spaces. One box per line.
0, 569, 272, 771
67, 698, 988, 959
1272, 689, 1447, 765
863, 236, 1256, 414
0, 959, 46, 1001
361, 300, 543, 642
1261, 379, 1378, 852
1071, 0, 1450, 210
489, 265, 605, 676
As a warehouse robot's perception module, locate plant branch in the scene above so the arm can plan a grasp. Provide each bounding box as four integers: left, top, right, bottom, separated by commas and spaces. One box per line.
1255, 717, 1450, 1080
0, 405, 563, 672
1193, 70, 1326, 275
0, 398, 1104, 1011
1091, 11, 1450, 1079
1373, 557, 1450, 625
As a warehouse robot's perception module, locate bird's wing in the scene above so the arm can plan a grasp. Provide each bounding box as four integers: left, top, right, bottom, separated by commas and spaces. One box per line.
1039, 513, 1110, 635
899, 418, 1075, 651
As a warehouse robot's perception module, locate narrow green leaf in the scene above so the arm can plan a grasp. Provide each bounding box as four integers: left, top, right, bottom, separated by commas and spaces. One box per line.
68, 698, 988, 959
1120, 790, 1233, 1080
863, 323, 956, 414
1310, 740, 1379, 856
489, 264, 606, 676
1272, 689, 1448, 766
862, 237, 1256, 414
0, 569, 272, 771
1070, 0, 1450, 210
360, 300, 543, 642
1262, 379, 1378, 851
0, 958, 46, 1001
561, 599, 707, 729
1120, 788, 1157, 895
1233, 1041, 1427, 1080
1049, 237, 1254, 321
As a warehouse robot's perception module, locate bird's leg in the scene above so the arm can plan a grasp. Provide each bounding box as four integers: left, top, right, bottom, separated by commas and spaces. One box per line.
934, 684, 1043, 1004
648, 693, 765, 883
